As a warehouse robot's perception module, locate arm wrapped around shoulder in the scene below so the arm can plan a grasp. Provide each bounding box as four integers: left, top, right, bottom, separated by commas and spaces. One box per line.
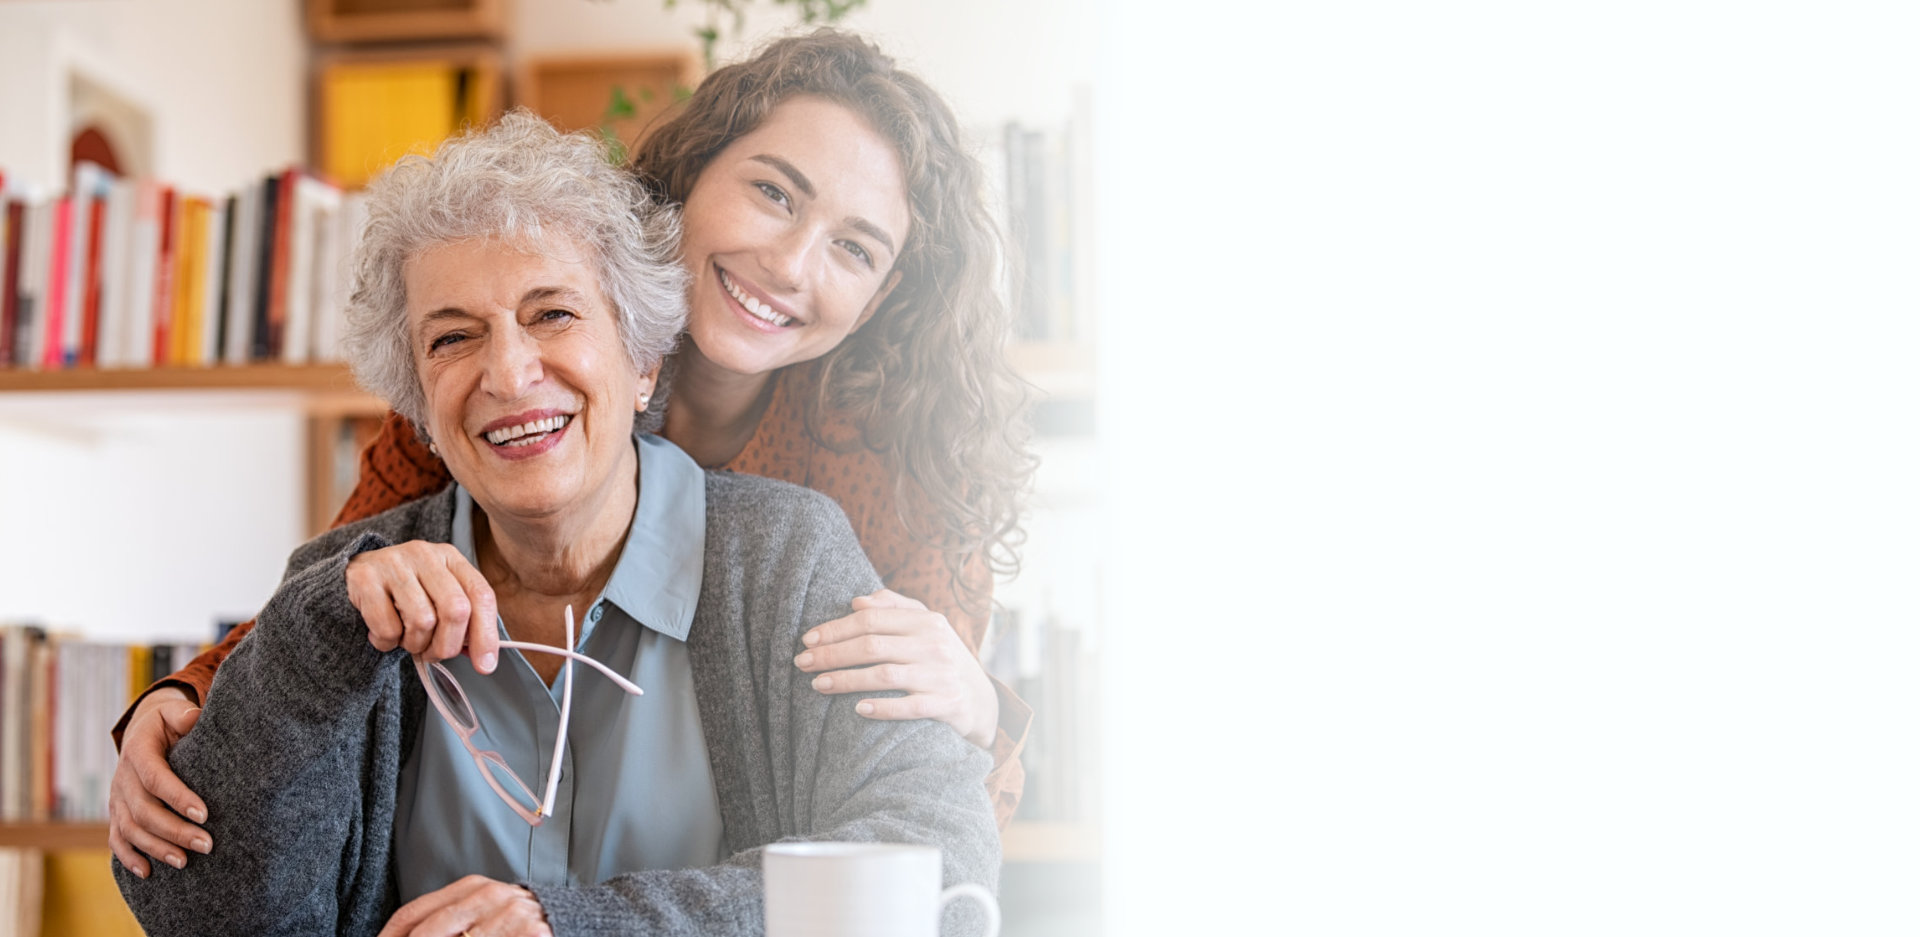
113, 529, 410, 937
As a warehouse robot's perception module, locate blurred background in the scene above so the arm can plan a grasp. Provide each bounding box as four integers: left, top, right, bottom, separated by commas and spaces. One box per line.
10, 2, 1920, 936
0, 0, 1107, 934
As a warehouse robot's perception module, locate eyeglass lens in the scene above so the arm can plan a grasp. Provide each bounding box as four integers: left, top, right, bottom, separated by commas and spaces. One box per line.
428, 662, 479, 732
478, 750, 541, 813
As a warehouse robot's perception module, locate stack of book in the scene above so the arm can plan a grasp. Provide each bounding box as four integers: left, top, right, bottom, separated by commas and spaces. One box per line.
984, 606, 1103, 829
0, 848, 42, 937
0, 624, 204, 824
0, 164, 368, 372
986, 111, 1096, 346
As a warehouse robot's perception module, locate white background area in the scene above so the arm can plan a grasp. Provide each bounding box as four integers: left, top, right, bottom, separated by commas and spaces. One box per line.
1099, 1, 1920, 934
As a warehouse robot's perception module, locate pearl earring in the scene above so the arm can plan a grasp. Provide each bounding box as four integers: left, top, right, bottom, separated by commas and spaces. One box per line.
638, 393, 652, 408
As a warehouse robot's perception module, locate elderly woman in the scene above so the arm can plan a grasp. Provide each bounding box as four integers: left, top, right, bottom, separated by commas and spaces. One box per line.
112, 113, 997, 937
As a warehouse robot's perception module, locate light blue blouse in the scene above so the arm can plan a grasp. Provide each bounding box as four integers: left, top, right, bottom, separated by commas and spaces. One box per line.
393, 433, 724, 900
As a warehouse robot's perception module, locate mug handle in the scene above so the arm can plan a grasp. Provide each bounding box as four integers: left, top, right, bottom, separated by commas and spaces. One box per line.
939, 883, 1001, 937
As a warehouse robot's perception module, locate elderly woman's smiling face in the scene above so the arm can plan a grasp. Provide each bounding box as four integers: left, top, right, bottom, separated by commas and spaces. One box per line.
404, 235, 651, 521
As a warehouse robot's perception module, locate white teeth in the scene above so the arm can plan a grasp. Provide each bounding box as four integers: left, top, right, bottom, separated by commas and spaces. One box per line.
484, 415, 571, 446
719, 269, 794, 327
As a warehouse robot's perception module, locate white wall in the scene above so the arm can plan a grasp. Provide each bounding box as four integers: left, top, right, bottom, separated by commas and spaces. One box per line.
0, 394, 306, 643
0, 0, 304, 194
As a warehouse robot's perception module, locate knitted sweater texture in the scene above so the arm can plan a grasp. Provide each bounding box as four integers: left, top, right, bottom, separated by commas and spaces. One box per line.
113, 471, 998, 936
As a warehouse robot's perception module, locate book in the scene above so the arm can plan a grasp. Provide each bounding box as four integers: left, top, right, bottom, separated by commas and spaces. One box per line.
96, 177, 137, 368
0, 626, 31, 819
208, 194, 234, 365
149, 185, 177, 367
1, 199, 21, 366
264, 167, 300, 360
318, 191, 369, 363
250, 173, 281, 361
283, 176, 318, 364
40, 196, 71, 369
222, 181, 259, 365
172, 196, 210, 366
14, 200, 44, 368
123, 181, 163, 367
66, 162, 113, 367
322, 62, 460, 188
80, 192, 108, 366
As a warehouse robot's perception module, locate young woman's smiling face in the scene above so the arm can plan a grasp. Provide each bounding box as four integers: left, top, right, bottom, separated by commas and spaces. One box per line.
677, 95, 912, 379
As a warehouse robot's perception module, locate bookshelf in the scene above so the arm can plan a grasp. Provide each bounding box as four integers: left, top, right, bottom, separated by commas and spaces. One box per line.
0, 822, 106, 852
516, 52, 702, 156
0, 362, 373, 397
311, 42, 507, 190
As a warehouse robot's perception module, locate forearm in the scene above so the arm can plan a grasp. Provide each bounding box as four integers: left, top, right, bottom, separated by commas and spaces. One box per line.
114, 533, 402, 937
111, 620, 254, 749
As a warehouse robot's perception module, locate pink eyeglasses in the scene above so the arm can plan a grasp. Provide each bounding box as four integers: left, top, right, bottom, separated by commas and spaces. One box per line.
412, 605, 644, 826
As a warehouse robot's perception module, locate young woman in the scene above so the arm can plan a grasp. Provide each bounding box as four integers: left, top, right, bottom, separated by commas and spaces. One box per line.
108, 28, 1036, 880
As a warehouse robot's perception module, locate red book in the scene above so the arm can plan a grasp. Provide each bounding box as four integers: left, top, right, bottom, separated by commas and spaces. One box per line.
41, 197, 70, 369
80, 195, 106, 366
264, 167, 299, 359
151, 186, 176, 366
2, 200, 21, 366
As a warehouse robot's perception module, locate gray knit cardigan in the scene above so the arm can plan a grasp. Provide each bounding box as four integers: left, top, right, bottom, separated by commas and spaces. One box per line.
113, 471, 999, 936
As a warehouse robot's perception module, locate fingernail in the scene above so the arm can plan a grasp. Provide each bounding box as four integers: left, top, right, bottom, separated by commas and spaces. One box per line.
192, 837, 211, 855
479, 652, 497, 673
167, 854, 185, 870
856, 701, 874, 715
812, 675, 833, 691
802, 631, 820, 647
188, 807, 206, 823
794, 652, 814, 668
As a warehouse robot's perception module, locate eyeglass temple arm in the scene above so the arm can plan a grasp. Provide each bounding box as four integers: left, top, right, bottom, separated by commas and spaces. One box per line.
495, 640, 646, 697
536, 607, 576, 820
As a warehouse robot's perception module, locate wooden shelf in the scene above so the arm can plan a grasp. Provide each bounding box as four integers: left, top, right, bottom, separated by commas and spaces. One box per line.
306, 0, 507, 44
0, 363, 378, 400
0, 821, 108, 852
1002, 820, 1100, 863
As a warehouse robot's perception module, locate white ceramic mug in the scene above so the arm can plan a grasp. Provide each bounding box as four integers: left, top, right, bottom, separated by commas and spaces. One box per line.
763, 842, 1000, 937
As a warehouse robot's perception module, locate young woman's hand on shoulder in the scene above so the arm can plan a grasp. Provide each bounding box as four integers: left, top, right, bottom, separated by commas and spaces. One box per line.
794, 588, 1000, 749
107, 687, 210, 877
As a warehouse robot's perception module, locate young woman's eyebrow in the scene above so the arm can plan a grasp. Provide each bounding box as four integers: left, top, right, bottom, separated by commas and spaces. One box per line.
749, 154, 815, 197
750, 154, 897, 256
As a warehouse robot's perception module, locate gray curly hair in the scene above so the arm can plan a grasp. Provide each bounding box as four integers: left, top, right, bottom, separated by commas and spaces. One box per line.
342, 109, 687, 432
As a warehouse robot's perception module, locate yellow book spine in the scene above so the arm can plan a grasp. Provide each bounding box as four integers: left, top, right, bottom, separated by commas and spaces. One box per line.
126, 645, 151, 701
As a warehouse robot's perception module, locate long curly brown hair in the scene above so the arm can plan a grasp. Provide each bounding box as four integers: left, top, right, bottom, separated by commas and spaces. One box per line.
632, 28, 1035, 604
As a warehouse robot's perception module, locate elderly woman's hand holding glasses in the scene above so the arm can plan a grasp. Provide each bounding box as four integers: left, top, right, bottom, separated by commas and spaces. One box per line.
346, 540, 505, 673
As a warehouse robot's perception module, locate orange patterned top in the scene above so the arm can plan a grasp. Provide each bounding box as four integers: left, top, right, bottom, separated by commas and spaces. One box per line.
117, 361, 1029, 827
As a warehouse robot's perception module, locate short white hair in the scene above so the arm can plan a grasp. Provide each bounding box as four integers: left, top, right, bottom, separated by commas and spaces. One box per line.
342, 110, 687, 430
